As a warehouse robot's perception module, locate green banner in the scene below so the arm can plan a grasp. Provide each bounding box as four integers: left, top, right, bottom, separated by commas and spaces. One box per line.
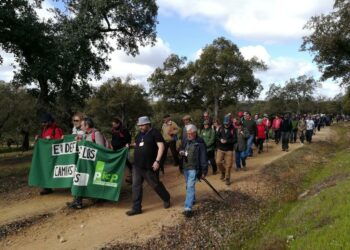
29, 135, 78, 188
29, 137, 128, 201
71, 140, 128, 201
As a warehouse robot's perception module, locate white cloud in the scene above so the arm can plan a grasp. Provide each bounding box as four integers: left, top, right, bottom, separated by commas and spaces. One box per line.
158, 0, 334, 42
97, 38, 172, 88
0, 51, 16, 83
238, 45, 339, 98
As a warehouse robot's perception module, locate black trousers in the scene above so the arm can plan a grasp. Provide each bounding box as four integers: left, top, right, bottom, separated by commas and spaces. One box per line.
281, 132, 290, 150
306, 130, 313, 143
207, 150, 217, 172
274, 129, 281, 143
160, 140, 179, 172
256, 138, 265, 152
132, 167, 170, 211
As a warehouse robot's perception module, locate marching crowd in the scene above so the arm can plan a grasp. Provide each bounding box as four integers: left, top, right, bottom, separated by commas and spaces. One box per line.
36, 111, 332, 218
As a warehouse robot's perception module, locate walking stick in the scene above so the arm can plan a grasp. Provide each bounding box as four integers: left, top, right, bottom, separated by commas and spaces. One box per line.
201, 177, 225, 200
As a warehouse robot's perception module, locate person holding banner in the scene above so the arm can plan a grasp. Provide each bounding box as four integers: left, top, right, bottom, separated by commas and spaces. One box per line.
72, 113, 84, 136
111, 117, 133, 184
35, 113, 64, 195
67, 117, 105, 209
126, 116, 171, 216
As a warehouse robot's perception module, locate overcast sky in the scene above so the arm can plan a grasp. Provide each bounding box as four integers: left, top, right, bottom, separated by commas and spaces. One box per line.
0, 0, 344, 98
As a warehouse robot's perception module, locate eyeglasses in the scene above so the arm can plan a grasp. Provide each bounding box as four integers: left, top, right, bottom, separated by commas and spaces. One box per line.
73, 120, 80, 122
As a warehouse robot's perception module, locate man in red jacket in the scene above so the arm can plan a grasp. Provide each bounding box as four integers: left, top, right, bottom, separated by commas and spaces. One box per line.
36, 113, 64, 195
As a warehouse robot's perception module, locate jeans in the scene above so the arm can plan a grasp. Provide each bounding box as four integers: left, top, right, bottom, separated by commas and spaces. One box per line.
245, 134, 255, 157
184, 169, 197, 211
235, 150, 246, 168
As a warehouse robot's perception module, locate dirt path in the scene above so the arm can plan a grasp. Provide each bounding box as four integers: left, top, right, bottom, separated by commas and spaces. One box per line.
0, 128, 331, 250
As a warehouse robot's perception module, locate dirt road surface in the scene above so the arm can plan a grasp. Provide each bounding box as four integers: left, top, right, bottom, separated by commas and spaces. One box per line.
0, 128, 330, 249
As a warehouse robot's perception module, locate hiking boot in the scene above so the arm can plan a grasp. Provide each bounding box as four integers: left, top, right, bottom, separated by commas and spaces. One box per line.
286, 149, 289, 152
212, 170, 217, 175
164, 200, 171, 209
182, 210, 193, 218
126, 210, 142, 216
40, 188, 53, 195
220, 173, 225, 180
66, 200, 83, 209
243, 166, 248, 171
235, 168, 241, 172
225, 179, 231, 185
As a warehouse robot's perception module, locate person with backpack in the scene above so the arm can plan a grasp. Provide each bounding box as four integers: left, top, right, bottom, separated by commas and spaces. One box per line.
67, 117, 106, 209
35, 113, 64, 195
216, 116, 237, 185
179, 124, 208, 218
199, 120, 217, 175
111, 117, 132, 184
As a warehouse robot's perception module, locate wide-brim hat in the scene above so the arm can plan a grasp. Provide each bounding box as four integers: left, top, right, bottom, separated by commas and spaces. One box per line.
137, 116, 151, 126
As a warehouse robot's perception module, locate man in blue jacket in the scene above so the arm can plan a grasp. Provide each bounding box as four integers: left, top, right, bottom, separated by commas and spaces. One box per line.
179, 124, 208, 218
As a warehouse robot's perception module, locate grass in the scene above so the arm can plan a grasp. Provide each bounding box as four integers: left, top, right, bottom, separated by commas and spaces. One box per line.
241, 124, 350, 250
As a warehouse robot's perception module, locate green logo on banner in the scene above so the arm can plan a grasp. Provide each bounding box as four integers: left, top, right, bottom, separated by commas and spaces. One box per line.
93, 161, 119, 187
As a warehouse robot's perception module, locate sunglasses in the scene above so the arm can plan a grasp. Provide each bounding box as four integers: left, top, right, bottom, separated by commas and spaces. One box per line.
73, 120, 80, 122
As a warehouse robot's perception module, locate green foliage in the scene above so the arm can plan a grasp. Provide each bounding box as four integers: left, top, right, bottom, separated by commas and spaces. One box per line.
195, 37, 266, 118
302, 0, 350, 86
244, 125, 350, 250
149, 37, 266, 118
0, 0, 158, 120
148, 54, 203, 111
85, 77, 152, 135
0, 81, 37, 143
266, 75, 319, 114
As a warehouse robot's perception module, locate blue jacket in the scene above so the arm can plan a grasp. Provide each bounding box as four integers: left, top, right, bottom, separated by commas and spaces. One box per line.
180, 136, 208, 178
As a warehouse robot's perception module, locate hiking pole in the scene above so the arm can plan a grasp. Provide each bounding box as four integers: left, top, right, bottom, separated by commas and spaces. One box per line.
201, 177, 225, 200
266, 138, 268, 152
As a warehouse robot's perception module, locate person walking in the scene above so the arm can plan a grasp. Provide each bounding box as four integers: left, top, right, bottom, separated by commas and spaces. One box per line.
72, 113, 84, 136
256, 119, 266, 153
305, 116, 315, 143
234, 121, 249, 171
35, 113, 64, 195
126, 116, 171, 216
272, 115, 282, 144
290, 115, 299, 143
111, 117, 132, 184
160, 115, 180, 173
199, 120, 217, 174
179, 115, 193, 173
179, 124, 208, 218
298, 116, 306, 144
242, 112, 256, 157
216, 116, 236, 185
280, 114, 292, 152
67, 117, 105, 209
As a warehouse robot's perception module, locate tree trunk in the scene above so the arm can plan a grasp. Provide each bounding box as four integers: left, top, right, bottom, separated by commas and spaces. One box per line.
214, 96, 219, 120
